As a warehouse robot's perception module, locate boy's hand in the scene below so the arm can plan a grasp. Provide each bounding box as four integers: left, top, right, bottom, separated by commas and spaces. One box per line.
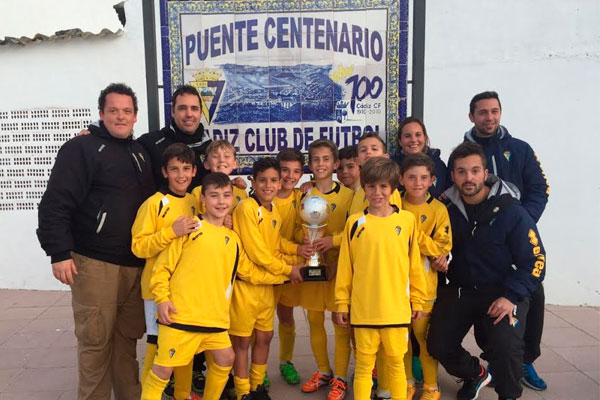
289, 263, 304, 285
297, 244, 314, 259
223, 214, 233, 229
172, 216, 199, 237
52, 259, 78, 285
488, 297, 515, 325
314, 236, 334, 253
157, 301, 177, 325
232, 176, 247, 190
333, 312, 349, 328
412, 310, 427, 321
430, 255, 448, 272
299, 181, 314, 194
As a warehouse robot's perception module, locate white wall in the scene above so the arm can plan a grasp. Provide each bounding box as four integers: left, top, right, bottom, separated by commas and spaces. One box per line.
0, 1, 150, 290
423, 0, 600, 305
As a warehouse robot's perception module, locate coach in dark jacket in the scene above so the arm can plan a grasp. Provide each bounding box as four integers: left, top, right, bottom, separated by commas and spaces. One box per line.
428, 142, 545, 400
37, 83, 155, 400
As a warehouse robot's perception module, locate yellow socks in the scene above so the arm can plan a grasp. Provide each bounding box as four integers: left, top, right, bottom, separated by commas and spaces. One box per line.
173, 361, 193, 400
234, 375, 250, 400
141, 343, 157, 385
412, 314, 438, 387
376, 347, 390, 397
141, 370, 169, 400
307, 310, 331, 373
333, 324, 351, 379
249, 363, 268, 390
354, 351, 377, 399
204, 362, 233, 400
279, 322, 296, 362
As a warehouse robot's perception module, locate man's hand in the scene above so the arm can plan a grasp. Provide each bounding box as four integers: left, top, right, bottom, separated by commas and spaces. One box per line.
52, 259, 78, 285
314, 236, 334, 253
299, 181, 314, 194
297, 244, 314, 259
412, 310, 427, 321
232, 176, 247, 190
488, 297, 516, 325
333, 312, 349, 328
429, 255, 448, 272
224, 214, 233, 229
157, 301, 177, 325
289, 263, 304, 285
171, 216, 199, 237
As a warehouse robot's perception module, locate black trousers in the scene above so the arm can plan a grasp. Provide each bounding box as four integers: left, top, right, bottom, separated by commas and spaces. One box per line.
475, 285, 544, 364
427, 286, 529, 399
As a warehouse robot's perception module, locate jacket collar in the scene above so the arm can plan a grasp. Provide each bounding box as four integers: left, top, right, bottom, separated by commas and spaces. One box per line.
166, 120, 210, 147
464, 125, 510, 143
89, 120, 134, 142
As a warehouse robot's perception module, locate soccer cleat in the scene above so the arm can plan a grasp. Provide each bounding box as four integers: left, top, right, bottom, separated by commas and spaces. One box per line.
456, 366, 492, 400
301, 371, 333, 393
521, 363, 547, 391
192, 370, 206, 394
279, 361, 300, 384
220, 373, 236, 400
412, 356, 424, 384
163, 375, 175, 399
190, 392, 203, 400
263, 371, 270, 388
327, 378, 348, 400
419, 384, 441, 400
251, 384, 272, 400
406, 382, 416, 400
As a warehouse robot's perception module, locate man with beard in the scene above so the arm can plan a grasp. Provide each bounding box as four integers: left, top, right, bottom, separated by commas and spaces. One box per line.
427, 142, 546, 400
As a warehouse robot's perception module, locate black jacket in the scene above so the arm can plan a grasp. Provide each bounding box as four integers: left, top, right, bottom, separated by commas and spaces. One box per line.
444, 175, 545, 303
37, 122, 155, 267
137, 121, 211, 190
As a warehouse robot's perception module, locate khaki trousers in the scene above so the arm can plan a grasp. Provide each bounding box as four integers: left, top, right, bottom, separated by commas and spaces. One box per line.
71, 253, 145, 400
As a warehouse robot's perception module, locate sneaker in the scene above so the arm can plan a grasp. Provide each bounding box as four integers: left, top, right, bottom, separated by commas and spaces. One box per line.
301, 371, 333, 393
327, 378, 348, 400
412, 356, 424, 384
279, 361, 300, 384
486, 365, 495, 388
263, 371, 270, 388
192, 370, 206, 394
419, 384, 441, 400
251, 384, 272, 400
406, 382, 416, 400
456, 366, 492, 400
521, 363, 547, 391
163, 375, 175, 399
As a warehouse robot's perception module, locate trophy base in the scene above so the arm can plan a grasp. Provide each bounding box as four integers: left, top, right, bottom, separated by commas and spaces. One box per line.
301, 265, 327, 281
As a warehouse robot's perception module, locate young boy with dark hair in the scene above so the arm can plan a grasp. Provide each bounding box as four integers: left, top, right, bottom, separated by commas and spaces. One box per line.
141, 173, 289, 400
230, 158, 310, 400
273, 148, 306, 385
297, 139, 354, 400
399, 154, 452, 400
335, 157, 428, 400
337, 145, 361, 191
132, 143, 201, 400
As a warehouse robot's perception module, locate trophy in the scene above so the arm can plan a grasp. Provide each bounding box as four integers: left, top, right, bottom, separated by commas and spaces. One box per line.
299, 195, 330, 281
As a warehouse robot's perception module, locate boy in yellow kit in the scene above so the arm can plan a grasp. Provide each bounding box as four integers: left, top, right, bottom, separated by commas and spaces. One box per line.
273, 148, 305, 385
297, 139, 354, 400
334, 157, 428, 400
349, 132, 403, 215
400, 154, 452, 400
141, 172, 289, 400
192, 140, 248, 213
132, 143, 201, 400
230, 157, 310, 400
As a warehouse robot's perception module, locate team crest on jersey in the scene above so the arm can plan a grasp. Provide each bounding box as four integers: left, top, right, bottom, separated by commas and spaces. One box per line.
169, 348, 176, 358
225, 236, 230, 245
503, 151, 512, 161
331, 203, 337, 212
421, 215, 427, 223
395, 226, 402, 235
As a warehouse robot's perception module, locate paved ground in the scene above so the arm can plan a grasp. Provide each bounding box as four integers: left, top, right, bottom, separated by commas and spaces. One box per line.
0, 289, 598, 400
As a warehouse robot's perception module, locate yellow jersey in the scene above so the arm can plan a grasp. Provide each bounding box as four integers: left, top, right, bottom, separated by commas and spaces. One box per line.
273, 189, 303, 242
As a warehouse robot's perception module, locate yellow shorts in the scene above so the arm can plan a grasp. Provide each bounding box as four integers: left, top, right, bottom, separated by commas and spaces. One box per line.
155, 325, 231, 367
299, 279, 336, 312
229, 280, 275, 337
274, 283, 301, 308
354, 327, 409, 357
